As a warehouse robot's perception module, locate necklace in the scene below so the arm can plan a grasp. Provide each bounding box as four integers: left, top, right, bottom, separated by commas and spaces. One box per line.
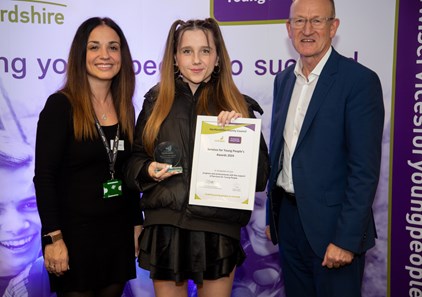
93, 91, 111, 121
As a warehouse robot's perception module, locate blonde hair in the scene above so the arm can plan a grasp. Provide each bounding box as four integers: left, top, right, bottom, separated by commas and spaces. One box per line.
142, 18, 248, 156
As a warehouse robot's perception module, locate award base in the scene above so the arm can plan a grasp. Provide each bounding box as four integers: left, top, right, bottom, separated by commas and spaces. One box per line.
154, 165, 183, 173
168, 166, 183, 173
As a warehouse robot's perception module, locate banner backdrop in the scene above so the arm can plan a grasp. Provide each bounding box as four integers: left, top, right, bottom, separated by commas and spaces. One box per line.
390, 1, 422, 296
0, 0, 395, 296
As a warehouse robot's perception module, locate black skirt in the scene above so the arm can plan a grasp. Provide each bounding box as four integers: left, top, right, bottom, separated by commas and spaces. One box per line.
138, 225, 246, 285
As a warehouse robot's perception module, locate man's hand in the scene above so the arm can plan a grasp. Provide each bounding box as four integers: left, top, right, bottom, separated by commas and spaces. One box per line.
322, 243, 354, 269
265, 225, 272, 241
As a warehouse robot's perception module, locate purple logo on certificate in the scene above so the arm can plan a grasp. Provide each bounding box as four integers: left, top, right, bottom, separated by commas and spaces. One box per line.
211, 0, 290, 24
229, 136, 242, 144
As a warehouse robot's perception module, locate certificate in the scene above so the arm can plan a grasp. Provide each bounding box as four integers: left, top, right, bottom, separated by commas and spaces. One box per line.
189, 115, 261, 210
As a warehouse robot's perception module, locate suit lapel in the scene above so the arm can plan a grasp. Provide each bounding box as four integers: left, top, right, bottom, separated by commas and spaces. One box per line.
276, 74, 296, 137
295, 50, 339, 149
272, 72, 296, 171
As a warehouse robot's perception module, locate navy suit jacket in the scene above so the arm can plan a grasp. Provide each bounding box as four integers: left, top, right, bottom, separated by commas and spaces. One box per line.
267, 48, 384, 258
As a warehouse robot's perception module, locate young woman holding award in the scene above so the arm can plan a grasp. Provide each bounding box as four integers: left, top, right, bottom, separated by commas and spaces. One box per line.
124, 18, 269, 297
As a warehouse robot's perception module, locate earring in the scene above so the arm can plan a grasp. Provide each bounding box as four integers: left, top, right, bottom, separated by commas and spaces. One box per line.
212, 64, 220, 76
174, 64, 180, 76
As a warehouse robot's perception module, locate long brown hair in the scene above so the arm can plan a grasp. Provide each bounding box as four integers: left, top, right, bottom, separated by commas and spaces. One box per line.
61, 17, 135, 143
143, 18, 248, 155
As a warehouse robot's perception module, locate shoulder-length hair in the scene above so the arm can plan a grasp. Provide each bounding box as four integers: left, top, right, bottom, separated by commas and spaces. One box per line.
143, 18, 248, 156
61, 17, 135, 143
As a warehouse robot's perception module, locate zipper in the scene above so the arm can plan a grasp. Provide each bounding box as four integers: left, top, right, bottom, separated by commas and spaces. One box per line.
178, 84, 199, 224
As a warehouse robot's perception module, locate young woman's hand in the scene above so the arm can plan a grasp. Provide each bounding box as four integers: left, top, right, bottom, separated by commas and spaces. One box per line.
148, 161, 181, 182
217, 110, 242, 127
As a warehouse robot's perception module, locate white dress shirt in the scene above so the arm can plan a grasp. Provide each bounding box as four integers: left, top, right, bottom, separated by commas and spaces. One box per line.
276, 47, 332, 193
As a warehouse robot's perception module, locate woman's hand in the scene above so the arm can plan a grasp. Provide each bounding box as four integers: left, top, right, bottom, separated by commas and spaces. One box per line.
217, 110, 242, 127
134, 225, 143, 257
148, 161, 180, 182
44, 233, 69, 276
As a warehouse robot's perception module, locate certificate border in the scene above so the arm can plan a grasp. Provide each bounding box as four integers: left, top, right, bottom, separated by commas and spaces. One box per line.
189, 115, 261, 210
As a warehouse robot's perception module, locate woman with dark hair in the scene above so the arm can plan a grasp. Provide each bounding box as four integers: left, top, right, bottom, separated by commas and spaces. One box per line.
34, 17, 142, 297
125, 18, 269, 297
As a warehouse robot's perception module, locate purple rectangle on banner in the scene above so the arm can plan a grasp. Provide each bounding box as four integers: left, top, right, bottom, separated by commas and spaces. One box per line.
391, 1, 422, 296
211, 0, 289, 23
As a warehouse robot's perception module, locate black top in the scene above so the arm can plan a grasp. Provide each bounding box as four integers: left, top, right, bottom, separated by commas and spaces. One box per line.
33, 92, 142, 291
125, 79, 269, 240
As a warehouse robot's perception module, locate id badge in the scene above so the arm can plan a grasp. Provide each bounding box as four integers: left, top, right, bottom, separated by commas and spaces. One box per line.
103, 179, 122, 198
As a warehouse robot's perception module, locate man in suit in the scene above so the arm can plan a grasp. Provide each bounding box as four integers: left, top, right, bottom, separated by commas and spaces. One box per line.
265, 0, 385, 296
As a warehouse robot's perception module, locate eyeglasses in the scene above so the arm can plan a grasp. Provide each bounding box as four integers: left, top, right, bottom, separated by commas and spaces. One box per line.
288, 17, 335, 29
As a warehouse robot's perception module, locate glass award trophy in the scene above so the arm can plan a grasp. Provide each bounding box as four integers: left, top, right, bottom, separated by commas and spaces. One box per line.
154, 141, 183, 173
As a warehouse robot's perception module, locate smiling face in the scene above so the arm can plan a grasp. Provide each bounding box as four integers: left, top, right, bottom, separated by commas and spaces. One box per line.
287, 0, 339, 70
175, 29, 219, 94
86, 24, 122, 84
0, 165, 41, 277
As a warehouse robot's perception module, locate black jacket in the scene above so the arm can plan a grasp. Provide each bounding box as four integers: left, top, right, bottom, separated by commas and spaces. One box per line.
125, 79, 269, 240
